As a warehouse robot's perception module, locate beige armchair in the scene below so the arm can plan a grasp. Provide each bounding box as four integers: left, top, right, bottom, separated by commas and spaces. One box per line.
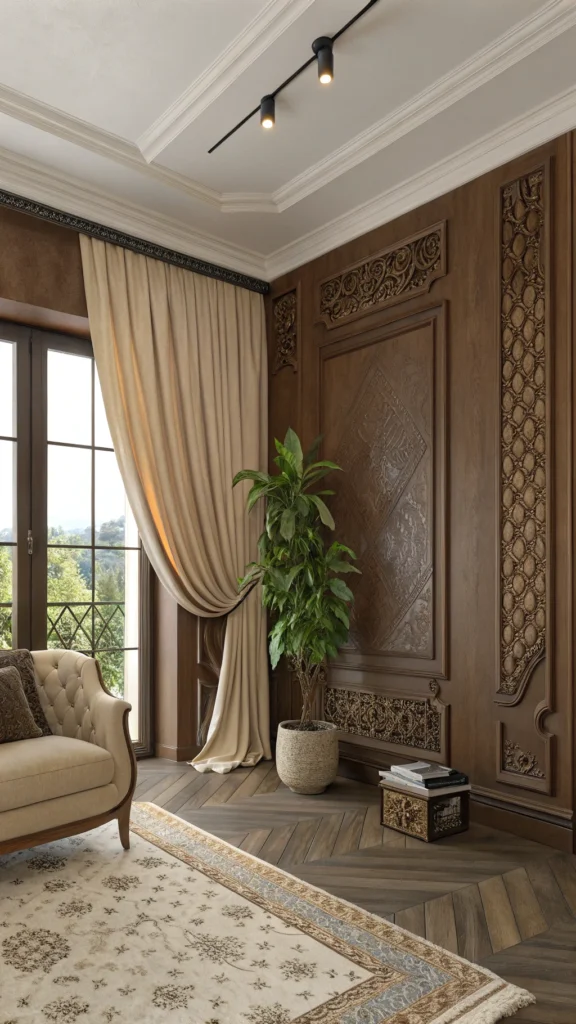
0, 649, 136, 856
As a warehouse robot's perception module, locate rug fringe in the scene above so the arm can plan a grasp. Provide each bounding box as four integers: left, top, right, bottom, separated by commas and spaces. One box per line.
433, 981, 536, 1023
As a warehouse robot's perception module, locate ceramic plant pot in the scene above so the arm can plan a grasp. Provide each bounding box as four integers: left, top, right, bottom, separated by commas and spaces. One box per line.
275, 720, 339, 795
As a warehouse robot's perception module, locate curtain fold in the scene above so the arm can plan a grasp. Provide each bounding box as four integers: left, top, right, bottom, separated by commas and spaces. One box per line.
80, 236, 271, 773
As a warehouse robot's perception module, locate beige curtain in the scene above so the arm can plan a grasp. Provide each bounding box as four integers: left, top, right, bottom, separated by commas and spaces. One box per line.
80, 236, 271, 773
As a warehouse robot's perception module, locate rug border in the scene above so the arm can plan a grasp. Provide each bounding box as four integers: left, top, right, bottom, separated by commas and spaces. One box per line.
132, 802, 536, 1024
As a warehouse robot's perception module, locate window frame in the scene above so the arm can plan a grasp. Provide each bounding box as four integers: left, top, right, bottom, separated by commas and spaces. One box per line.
0, 320, 154, 757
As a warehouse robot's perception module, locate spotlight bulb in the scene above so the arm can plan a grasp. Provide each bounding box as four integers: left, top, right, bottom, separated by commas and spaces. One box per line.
260, 94, 275, 129
312, 36, 334, 85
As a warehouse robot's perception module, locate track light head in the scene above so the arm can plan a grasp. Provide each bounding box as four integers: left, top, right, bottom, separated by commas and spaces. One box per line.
312, 36, 334, 84
260, 94, 275, 129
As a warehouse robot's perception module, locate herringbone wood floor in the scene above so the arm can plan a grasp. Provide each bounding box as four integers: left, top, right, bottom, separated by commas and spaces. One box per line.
136, 759, 576, 1023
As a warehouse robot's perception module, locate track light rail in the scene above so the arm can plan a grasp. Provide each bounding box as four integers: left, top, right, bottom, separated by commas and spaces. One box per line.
207, 0, 381, 154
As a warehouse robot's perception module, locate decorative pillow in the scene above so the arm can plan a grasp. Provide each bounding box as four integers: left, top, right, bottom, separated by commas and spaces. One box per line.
0, 649, 51, 735
0, 666, 43, 743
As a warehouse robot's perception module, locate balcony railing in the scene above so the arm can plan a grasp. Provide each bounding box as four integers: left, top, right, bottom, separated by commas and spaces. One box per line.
47, 601, 125, 653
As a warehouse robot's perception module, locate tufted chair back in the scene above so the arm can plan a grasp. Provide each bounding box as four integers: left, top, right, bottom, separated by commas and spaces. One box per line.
32, 649, 100, 743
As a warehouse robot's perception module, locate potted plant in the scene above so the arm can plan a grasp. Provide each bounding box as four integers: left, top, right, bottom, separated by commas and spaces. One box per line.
234, 428, 360, 794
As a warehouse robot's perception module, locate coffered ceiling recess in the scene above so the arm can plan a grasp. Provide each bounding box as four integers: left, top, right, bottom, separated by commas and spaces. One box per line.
1, 0, 576, 279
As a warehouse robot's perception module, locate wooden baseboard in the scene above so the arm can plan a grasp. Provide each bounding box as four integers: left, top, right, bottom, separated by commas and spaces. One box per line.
470, 791, 573, 852
339, 754, 574, 852
155, 743, 199, 762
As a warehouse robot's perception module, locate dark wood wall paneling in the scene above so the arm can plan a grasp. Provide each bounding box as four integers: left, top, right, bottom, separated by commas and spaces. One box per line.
267, 134, 575, 851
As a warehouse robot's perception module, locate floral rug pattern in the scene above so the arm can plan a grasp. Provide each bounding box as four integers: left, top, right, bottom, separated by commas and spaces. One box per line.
0, 802, 534, 1023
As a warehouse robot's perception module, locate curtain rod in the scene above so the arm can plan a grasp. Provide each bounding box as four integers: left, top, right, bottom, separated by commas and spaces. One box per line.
0, 189, 269, 295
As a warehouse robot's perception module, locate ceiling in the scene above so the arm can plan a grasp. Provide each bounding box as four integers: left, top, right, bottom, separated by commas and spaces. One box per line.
1, 0, 576, 281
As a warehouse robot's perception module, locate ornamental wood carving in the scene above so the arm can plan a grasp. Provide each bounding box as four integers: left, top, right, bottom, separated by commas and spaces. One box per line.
382, 790, 428, 840
272, 289, 298, 373
317, 222, 446, 328
497, 169, 547, 700
323, 682, 443, 753
503, 739, 544, 779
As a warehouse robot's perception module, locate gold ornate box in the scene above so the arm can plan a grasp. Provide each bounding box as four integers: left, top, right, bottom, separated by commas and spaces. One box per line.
380, 781, 469, 842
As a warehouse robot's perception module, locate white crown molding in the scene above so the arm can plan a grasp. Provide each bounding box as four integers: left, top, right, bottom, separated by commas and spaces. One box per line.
265, 83, 576, 279
0, 0, 574, 221
137, 0, 316, 164
0, 145, 267, 280
0, 83, 222, 208
271, 0, 576, 212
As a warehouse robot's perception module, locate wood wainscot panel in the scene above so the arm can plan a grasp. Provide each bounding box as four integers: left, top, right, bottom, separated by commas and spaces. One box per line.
319, 303, 447, 679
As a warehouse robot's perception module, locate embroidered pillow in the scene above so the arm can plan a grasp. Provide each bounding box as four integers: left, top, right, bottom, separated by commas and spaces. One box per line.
0, 666, 43, 743
0, 649, 51, 735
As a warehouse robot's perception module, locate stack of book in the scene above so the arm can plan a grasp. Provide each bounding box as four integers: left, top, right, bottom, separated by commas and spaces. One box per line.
379, 760, 470, 796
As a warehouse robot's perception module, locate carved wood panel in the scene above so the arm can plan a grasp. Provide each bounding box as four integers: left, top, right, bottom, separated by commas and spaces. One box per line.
324, 680, 447, 757
497, 168, 548, 702
317, 222, 446, 329
320, 305, 446, 679
272, 288, 298, 374
496, 720, 551, 794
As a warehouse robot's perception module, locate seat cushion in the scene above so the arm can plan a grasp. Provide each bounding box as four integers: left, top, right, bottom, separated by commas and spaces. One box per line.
0, 735, 114, 813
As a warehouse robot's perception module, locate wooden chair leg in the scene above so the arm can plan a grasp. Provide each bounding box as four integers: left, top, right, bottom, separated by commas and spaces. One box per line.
117, 800, 132, 850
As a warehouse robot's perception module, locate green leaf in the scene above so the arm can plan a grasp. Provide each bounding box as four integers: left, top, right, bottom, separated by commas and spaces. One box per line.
329, 560, 361, 574
328, 578, 354, 602
247, 483, 268, 511
269, 632, 284, 669
280, 509, 295, 541
232, 469, 270, 487
303, 460, 342, 477
309, 495, 335, 530
331, 603, 350, 627
296, 495, 309, 517
283, 428, 303, 475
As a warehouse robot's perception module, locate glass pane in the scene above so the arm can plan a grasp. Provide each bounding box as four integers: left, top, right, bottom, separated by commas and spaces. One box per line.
97, 648, 125, 699
47, 547, 92, 604
48, 445, 92, 543
124, 649, 139, 739
0, 439, 16, 541
0, 341, 15, 438
48, 349, 92, 445
95, 451, 138, 546
95, 548, 126, 651
47, 604, 93, 651
94, 369, 113, 449
0, 545, 14, 649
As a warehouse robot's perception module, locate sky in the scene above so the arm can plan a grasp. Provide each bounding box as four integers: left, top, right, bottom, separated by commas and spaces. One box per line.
0, 341, 137, 541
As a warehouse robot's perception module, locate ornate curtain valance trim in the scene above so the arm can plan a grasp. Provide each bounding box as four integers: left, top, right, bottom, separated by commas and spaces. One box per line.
0, 188, 269, 295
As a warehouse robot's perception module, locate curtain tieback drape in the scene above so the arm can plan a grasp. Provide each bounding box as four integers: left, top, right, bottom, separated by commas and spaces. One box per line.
80, 236, 271, 773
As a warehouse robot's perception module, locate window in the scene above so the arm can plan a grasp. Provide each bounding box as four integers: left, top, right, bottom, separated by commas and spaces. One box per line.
0, 324, 152, 753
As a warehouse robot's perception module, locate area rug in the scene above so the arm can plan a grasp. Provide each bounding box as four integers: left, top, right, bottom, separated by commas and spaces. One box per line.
0, 803, 534, 1023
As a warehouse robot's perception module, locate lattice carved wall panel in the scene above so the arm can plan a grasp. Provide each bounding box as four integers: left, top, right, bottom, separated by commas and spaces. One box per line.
497, 168, 547, 699
324, 683, 445, 754
272, 289, 298, 373
317, 222, 446, 328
